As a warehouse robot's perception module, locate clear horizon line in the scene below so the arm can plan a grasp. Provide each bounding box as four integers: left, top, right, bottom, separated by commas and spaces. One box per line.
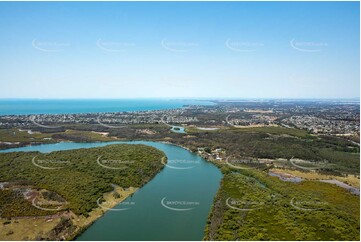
0, 97, 359, 100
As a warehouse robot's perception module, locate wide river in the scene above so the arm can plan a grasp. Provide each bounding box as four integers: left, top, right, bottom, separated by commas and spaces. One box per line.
0, 141, 223, 240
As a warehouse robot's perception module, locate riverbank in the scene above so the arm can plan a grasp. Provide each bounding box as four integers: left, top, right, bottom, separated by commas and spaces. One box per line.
0, 143, 166, 240
74, 141, 222, 241
1, 140, 223, 241
159, 140, 192, 152
70, 186, 138, 240
0, 186, 137, 240
204, 168, 360, 241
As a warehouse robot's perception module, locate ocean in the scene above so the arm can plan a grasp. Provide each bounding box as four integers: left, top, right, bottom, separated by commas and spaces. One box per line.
0, 99, 214, 115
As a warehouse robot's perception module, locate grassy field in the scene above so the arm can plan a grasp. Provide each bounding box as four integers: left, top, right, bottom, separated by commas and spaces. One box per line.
172, 126, 360, 175
0, 216, 62, 240
53, 129, 118, 142
270, 168, 360, 188
0, 185, 138, 241
228, 126, 311, 138
0, 128, 121, 151
0, 129, 54, 143
185, 125, 310, 137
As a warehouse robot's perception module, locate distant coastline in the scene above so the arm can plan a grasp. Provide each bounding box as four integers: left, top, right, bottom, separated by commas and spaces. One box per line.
0, 99, 215, 116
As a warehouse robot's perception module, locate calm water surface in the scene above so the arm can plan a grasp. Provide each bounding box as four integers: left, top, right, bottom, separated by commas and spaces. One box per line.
1, 141, 222, 241
0, 99, 214, 115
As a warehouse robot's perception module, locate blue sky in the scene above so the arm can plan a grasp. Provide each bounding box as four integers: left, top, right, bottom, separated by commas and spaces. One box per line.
0, 1, 359, 99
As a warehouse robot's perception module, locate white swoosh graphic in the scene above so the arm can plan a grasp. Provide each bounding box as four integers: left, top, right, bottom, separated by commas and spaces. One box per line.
160, 115, 172, 127
225, 114, 234, 126
161, 39, 193, 53
225, 156, 253, 170
290, 39, 321, 52
161, 115, 186, 133
30, 115, 61, 129
96, 39, 129, 52
161, 157, 195, 170
289, 157, 320, 170
225, 39, 256, 52
290, 197, 319, 211
32, 156, 63, 170
96, 116, 125, 129
97, 156, 127, 170
32, 198, 64, 211
96, 198, 131, 211
32, 39, 63, 52
160, 197, 195, 211
225, 197, 258, 211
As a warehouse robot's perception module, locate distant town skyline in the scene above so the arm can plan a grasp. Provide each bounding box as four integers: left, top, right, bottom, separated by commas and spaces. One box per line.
0, 1, 359, 99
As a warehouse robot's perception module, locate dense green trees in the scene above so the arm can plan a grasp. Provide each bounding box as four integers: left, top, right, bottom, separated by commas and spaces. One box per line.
204, 170, 360, 241
0, 189, 55, 218
0, 144, 165, 216
170, 127, 359, 175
